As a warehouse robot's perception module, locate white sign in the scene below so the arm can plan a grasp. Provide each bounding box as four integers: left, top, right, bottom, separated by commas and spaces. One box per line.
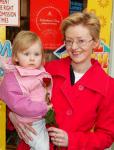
0, 0, 20, 26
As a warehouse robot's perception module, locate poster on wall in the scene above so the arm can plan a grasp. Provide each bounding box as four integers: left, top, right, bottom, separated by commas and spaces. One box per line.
87, 0, 112, 74
0, 0, 20, 26
70, 0, 83, 14
30, 0, 69, 50
0, 40, 12, 77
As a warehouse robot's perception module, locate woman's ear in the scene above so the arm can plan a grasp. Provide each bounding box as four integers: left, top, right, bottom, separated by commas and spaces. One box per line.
93, 39, 100, 49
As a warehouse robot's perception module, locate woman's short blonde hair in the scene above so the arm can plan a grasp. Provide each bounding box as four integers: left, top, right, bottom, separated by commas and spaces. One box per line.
12, 30, 44, 65
61, 12, 100, 41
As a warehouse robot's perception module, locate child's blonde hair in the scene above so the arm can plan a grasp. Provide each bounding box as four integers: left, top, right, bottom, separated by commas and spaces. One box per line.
12, 30, 44, 65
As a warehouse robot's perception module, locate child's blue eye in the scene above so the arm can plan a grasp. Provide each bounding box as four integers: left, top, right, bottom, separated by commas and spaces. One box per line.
24, 53, 29, 56
35, 53, 39, 56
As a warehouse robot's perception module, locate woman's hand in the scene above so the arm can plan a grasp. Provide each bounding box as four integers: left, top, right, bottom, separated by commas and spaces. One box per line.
9, 112, 37, 143
48, 127, 68, 147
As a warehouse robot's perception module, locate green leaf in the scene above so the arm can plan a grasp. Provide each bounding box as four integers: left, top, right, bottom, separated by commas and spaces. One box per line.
45, 109, 58, 127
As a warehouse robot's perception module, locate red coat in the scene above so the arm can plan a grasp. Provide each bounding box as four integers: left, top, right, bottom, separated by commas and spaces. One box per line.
17, 57, 114, 150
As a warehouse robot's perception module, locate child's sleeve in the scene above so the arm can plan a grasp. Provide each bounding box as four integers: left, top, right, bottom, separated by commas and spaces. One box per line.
0, 72, 47, 117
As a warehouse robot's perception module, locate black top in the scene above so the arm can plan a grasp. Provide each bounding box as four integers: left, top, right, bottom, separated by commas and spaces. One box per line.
70, 65, 75, 85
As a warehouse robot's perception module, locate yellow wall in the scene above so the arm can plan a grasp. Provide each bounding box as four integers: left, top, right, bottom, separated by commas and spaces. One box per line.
0, 26, 6, 150
0, 101, 6, 150
87, 0, 112, 45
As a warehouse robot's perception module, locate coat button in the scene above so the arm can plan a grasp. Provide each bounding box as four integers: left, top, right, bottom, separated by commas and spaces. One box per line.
78, 85, 84, 91
66, 109, 72, 116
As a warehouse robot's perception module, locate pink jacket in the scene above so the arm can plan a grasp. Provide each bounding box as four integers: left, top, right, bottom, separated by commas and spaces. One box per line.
0, 65, 52, 123
45, 57, 114, 150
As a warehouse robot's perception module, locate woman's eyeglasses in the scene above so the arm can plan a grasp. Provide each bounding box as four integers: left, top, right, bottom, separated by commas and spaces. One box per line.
65, 38, 93, 48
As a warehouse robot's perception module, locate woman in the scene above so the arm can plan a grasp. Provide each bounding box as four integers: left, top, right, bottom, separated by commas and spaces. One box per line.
9, 12, 114, 150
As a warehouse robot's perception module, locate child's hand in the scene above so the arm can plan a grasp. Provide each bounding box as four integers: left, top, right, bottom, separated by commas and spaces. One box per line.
47, 103, 53, 111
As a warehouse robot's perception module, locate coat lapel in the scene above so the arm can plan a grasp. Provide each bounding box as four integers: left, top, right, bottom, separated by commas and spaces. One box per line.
61, 78, 80, 108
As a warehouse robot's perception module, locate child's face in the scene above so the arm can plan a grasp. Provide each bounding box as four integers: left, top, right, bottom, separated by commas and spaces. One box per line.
15, 42, 43, 69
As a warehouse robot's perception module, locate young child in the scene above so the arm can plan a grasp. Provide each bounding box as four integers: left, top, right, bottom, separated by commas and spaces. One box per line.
0, 31, 53, 150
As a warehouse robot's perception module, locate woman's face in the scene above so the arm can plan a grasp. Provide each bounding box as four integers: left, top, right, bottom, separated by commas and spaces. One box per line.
65, 24, 98, 65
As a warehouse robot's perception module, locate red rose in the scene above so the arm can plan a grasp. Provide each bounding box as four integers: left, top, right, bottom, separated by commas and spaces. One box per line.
43, 77, 51, 87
